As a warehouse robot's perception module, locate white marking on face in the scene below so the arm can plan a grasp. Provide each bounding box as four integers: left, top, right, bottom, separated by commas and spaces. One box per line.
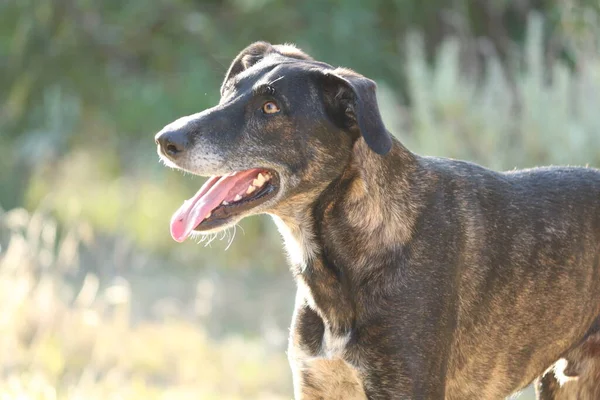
184, 144, 226, 175
158, 155, 180, 169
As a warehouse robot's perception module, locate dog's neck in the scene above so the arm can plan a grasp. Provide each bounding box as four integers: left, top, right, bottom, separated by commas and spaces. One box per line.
273, 139, 420, 267
271, 138, 422, 337
340, 138, 421, 247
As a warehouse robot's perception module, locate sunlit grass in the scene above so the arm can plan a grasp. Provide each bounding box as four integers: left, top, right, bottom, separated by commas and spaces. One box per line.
0, 207, 292, 400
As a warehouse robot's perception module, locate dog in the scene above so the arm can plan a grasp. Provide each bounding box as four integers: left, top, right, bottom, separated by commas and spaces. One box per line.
155, 42, 600, 399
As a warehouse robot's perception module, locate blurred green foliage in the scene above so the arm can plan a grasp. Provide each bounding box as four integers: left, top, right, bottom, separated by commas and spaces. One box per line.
0, 208, 293, 399
0, 1, 599, 398
1, 1, 599, 257
1, 0, 599, 215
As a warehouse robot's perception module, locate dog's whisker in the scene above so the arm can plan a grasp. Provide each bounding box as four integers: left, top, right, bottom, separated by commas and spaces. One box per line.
268, 75, 285, 86
195, 232, 207, 244
235, 223, 245, 236
225, 225, 237, 251
190, 232, 204, 244
204, 232, 218, 247
222, 228, 228, 244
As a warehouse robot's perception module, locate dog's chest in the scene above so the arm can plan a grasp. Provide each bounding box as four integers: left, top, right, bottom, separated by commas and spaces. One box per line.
272, 214, 355, 359
294, 279, 352, 360
271, 214, 316, 271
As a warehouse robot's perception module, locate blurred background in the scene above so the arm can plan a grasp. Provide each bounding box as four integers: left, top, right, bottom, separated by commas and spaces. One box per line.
1, 0, 599, 399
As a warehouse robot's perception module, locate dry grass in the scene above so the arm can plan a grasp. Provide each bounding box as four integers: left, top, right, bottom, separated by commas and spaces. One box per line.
0, 207, 292, 400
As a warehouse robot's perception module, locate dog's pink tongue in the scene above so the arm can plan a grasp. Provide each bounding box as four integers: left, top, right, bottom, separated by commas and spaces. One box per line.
169, 169, 260, 242
170, 175, 224, 242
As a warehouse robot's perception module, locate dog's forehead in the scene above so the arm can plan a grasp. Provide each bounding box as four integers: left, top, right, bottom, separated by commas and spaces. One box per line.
230, 57, 332, 94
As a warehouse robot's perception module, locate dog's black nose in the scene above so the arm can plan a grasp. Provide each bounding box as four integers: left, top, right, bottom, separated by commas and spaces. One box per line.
155, 129, 189, 159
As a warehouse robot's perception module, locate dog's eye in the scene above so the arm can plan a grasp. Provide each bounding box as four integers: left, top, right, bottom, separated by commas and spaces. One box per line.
262, 101, 280, 114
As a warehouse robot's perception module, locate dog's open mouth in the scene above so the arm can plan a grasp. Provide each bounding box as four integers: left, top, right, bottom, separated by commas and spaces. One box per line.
170, 168, 278, 242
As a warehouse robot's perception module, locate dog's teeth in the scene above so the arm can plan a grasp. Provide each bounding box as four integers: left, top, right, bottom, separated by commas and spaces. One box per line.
205, 212, 211, 219
234, 194, 242, 202
256, 173, 266, 186
246, 185, 256, 194
222, 201, 229, 205
252, 179, 261, 187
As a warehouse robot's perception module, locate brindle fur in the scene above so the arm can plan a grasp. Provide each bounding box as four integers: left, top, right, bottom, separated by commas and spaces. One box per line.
155, 42, 600, 399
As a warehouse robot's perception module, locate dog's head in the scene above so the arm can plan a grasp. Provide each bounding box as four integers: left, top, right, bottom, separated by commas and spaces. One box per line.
155, 41, 392, 242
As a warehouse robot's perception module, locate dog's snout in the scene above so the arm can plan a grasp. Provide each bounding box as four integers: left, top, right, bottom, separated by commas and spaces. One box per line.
156, 129, 189, 160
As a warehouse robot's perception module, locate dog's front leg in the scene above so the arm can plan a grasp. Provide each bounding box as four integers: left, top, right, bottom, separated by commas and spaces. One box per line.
289, 303, 367, 399
289, 355, 367, 400
357, 351, 447, 400
351, 320, 450, 400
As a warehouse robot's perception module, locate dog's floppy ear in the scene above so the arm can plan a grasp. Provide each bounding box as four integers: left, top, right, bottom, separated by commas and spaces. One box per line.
317, 68, 392, 155
221, 41, 312, 95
